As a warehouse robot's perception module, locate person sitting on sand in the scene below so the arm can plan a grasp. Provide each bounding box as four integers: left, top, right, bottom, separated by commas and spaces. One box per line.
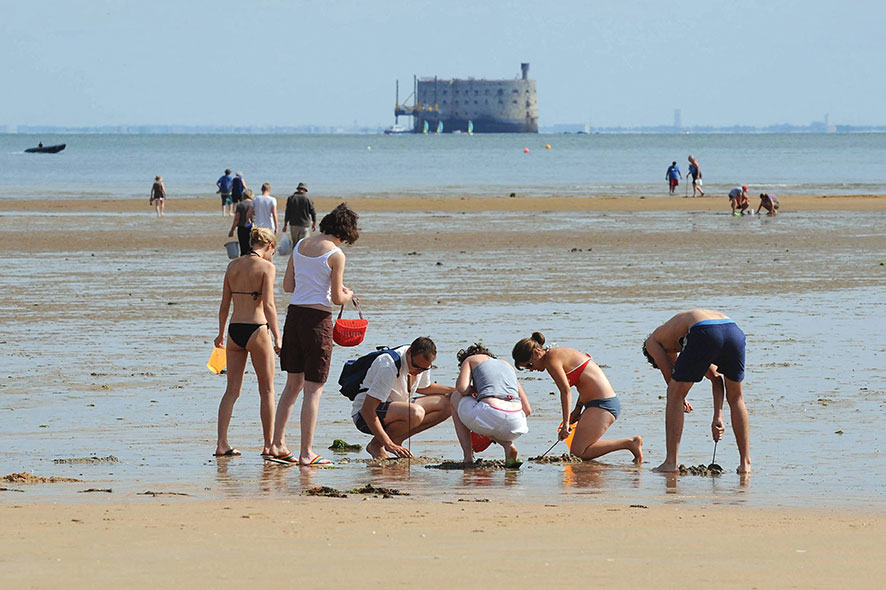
352, 337, 454, 459
213, 227, 281, 457
642, 309, 750, 474
728, 186, 750, 216
451, 343, 531, 466
756, 193, 779, 216
512, 333, 642, 463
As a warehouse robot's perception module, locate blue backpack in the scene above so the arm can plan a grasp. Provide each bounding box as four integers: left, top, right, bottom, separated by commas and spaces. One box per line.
338, 346, 403, 400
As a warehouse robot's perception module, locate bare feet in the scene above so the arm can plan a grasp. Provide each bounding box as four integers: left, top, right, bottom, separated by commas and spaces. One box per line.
737, 459, 752, 474
213, 447, 241, 457
366, 439, 390, 459
653, 461, 678, 473
629, 435, 644, 464
268, 444, 289, 459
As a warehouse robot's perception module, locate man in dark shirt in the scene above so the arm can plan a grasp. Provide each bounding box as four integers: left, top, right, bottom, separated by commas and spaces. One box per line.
282, 182, 316, 245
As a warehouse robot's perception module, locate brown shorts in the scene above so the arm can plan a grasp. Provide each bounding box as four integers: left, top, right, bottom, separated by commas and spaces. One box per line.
280, 305, 333, 382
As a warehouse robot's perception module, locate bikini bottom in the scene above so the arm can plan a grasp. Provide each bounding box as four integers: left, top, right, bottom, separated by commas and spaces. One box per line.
582, 395, 621, 420
228, 323, 267, 348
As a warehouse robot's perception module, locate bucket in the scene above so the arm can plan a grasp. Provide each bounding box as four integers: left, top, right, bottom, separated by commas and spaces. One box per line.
332, 300, 368, 347
207, 346, 227, 374
471, 432, 493, 452
559, 422, 579, 451
224, 241, 239, 259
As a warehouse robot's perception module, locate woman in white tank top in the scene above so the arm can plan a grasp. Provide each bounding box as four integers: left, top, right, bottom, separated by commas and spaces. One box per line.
267, 204, 360, 466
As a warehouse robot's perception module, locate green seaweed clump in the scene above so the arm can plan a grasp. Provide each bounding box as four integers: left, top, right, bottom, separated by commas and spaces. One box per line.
329, 439, 363, 452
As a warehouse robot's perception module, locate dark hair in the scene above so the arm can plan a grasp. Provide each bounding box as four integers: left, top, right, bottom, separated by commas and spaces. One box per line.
410, 336, 436, 359
225, 169, 232, 175
672, 161, 677, 166
642, 335, 658, 369
319, 203, 360, 244
456, 343, 495, 366
512, 332, 545, 365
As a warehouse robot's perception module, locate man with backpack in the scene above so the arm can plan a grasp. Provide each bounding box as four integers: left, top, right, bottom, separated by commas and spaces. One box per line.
343, 337, 454, 459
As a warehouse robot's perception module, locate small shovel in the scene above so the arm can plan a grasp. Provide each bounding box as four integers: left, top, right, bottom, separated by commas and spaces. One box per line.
708, 440, 722, 472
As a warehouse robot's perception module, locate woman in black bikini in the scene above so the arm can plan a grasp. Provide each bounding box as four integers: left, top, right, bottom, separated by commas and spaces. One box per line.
214, 227, 281, 457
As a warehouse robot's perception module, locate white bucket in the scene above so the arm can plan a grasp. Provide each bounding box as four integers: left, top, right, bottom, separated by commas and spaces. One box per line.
224, 241, 240, 259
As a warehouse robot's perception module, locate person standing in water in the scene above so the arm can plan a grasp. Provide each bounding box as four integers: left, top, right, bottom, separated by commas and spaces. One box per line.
217, 169, 234, 217
666, 161, 682, 194
268, 203, 358, 466
213, 227, 281, 457
512, 332, 643, 463
149, 175, 166, 217
228, 189, 255, 256
642, 309, 750, 474
687, 155, 705, 197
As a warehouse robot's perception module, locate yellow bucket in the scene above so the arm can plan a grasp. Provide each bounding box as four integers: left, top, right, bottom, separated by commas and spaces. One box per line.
559, 422, 579, 451
207, 346, 227, 374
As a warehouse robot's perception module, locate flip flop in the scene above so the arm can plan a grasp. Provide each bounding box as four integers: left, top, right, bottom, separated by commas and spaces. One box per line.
302, 455, 333, 466
264, 452, 298, 465
213, 449, 241, 457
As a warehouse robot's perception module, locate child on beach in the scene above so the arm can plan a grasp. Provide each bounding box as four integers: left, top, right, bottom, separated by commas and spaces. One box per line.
213, 227, 281, 457
512, 333, 642, 463
756, 193, 779, 215
452, 343, 531, 466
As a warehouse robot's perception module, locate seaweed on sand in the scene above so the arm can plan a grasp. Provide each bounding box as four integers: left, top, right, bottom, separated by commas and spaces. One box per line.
328, 439, 362, 453
348, 484, 408, 498
527, 453, 583, 464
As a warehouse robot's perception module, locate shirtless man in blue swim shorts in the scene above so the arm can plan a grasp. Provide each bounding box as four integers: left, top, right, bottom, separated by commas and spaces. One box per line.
643, 309, 751, 474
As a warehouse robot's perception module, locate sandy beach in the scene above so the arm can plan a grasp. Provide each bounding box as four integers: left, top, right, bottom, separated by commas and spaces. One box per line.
3, 192, 885, 588
1, 497, 883, 589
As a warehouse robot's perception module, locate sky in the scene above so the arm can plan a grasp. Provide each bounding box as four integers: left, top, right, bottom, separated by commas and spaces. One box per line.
5, 0, 886, 128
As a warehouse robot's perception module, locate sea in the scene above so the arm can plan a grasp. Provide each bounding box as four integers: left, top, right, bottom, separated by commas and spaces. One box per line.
3, 132, 886, 199
1, 133, 885, 509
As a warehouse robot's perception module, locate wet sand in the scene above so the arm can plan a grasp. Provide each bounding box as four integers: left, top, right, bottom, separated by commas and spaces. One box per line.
2, 499, 883, 589
2, 193, 885, 587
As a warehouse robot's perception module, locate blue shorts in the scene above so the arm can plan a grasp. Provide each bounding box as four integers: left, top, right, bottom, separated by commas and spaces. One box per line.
672, 319, 746, 383
353, 401, 393, 434
582, 395, 620, 420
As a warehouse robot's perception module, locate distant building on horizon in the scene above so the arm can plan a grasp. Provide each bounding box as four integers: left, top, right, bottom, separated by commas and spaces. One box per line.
395, 63, 539, 133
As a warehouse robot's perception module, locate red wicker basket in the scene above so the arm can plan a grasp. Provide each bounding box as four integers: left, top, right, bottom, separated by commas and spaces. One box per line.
471, 432, 493, 452
332, 300, 368, 347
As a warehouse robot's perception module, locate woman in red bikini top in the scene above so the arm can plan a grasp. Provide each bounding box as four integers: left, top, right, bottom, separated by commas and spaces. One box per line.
512, 332, 643, 464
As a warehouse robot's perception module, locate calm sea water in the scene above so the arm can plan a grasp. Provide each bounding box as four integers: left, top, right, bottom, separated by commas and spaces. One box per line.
3, 133, 886, 199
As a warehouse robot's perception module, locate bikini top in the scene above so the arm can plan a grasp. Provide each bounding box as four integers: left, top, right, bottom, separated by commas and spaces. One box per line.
231, 253, 263, 300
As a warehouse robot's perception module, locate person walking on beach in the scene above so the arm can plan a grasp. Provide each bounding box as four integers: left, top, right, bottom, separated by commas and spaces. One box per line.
149, 175, 166, 217
213, 227, 281, 457
267, 203, 359, 466
231, 172, 247, 205
351, 337, 455, 459
282, 182, 316, 246
729, 186, 750, 215
249, 183, 278, 234
228, 189, 254, 256
687, 155, 705, 197
452, 343, 531, 466
217, 169, 234, 217
756, 193, 780, 215
666, 161, 682, 194
642, 309, 750, 474
512, 332, 643, 463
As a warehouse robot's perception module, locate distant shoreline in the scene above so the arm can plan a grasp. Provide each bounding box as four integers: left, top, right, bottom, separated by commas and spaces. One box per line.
4, 193, 886, 213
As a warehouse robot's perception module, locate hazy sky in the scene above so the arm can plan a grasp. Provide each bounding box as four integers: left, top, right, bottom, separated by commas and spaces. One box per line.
5, 0, 885, 128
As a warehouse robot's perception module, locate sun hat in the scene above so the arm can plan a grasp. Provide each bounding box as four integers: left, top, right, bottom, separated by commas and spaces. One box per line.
742, 185, 748, 191
296, 182, 308, 192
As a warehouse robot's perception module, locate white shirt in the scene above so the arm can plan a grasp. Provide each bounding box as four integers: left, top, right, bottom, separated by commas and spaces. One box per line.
350, 346, 432, 418
251, 194, 277, 232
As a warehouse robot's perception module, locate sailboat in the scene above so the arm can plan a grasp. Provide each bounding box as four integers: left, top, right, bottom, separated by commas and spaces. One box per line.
467, 120, 474, 135
422, 120, 429, 134
435, 121, 443, 134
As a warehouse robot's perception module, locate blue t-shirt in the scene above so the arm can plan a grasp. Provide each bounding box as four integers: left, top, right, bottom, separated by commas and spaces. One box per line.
217, 174, 234, 193
666, 165, 680, 180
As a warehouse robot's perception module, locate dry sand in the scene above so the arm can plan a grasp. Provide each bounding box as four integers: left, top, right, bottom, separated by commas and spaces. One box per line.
1, 498, 883, 589
5, 193, 886, 214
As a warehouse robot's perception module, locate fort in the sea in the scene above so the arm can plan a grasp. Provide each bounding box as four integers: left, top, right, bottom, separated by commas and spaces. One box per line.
394, 63, 538, 134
